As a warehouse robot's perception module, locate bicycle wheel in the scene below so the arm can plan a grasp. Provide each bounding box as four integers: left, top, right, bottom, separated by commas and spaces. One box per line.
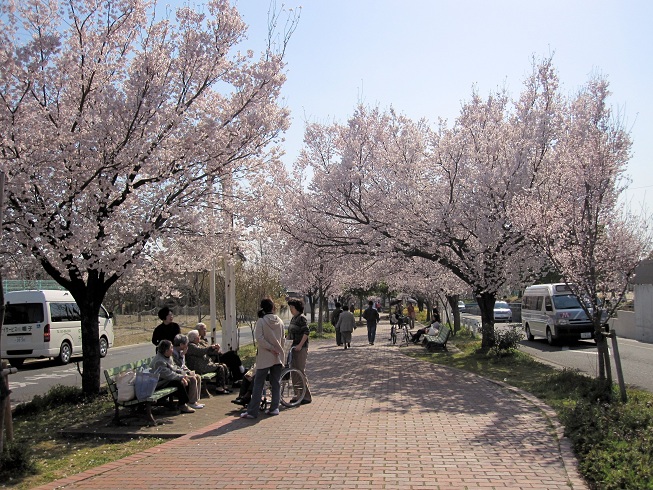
391, 326, 397, 344
280, 367, 307, 407
402, 327, 411, 345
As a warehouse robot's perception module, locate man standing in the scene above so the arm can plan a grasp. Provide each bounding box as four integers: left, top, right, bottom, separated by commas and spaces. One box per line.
331, 302, 343, 346
362, 300, 380, 345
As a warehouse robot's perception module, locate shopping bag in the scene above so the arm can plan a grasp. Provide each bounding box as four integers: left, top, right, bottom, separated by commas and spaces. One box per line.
115, 370, 136, 402
134, 368, 160, 401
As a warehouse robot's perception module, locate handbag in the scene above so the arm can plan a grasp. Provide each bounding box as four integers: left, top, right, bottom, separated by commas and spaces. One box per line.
115, 370, 136, 402
134, 368, 160, 401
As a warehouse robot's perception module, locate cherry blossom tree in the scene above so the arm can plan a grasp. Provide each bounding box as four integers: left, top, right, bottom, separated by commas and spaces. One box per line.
0, 0, 295, 393
280, 60, 559, 348
514, 75, 652, 382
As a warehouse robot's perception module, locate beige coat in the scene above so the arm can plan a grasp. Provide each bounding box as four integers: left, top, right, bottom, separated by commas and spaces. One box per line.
255, 314, 284, 369
336, 311, 356, 333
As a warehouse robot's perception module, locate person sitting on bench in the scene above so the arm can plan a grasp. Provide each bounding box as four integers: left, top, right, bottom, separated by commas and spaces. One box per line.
411, 319, 440, 344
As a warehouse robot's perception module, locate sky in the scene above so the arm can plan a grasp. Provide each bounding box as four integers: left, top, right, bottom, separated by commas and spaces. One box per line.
232, 0, 653, 215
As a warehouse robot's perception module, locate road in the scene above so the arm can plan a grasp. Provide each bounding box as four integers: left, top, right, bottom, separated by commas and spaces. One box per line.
462, 314, 653, 393
6, 326, 254, 407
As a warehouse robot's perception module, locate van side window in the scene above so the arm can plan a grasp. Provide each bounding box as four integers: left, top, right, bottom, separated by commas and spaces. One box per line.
544, 296, 553, 312
4, 303, 44, 324
50, 303, 81, 322
535, 296, 543, 311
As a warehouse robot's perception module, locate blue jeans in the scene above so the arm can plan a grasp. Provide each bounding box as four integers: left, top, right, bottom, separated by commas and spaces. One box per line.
367, 323, 377, 343
245, 363, 282, 417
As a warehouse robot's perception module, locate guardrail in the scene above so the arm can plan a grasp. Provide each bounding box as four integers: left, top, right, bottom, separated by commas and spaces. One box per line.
460, 315, 481, 335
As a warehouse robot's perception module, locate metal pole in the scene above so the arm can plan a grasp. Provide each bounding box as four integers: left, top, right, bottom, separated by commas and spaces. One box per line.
210, 260, 217, 344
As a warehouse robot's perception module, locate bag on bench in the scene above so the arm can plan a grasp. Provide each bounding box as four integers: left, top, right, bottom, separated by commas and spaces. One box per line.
135, 368, 160, 401
116, 370, 136, 402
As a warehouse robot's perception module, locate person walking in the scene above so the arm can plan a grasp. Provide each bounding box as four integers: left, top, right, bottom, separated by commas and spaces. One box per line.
240, 298, 284, 419
331, 301, 343, 346
287, 298, 313, 404
335, 304, 356, 349
362, 300, 380, 345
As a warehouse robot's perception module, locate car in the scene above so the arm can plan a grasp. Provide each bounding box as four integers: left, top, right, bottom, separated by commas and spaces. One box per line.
493, 301, 513, 322
457, 300, 465, 311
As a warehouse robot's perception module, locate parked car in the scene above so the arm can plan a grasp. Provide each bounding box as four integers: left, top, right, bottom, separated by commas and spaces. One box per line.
493, 301, 513, 322
457, 300, 466, 311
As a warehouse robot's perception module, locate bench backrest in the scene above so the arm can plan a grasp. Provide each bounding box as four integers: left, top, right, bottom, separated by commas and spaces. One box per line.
104, 357, 154, 399
436, 325, 451, 344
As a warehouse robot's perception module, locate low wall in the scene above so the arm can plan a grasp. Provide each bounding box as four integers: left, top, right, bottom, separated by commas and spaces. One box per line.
609, 310, 653, 343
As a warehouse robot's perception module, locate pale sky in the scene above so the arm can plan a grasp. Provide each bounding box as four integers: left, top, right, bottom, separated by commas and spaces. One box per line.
234, 0, 652, 214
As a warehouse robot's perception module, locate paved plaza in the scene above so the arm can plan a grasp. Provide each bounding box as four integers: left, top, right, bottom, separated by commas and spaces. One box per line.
35, 322, 586, 489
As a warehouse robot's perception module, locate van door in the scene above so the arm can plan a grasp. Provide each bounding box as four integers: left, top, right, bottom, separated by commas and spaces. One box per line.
1, 302, 45, 358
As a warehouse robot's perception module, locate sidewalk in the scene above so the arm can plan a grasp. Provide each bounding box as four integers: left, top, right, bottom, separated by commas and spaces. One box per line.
36, 322, 587, 489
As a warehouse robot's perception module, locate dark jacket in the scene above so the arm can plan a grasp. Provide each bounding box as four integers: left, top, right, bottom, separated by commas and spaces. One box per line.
362, 306, 380, 326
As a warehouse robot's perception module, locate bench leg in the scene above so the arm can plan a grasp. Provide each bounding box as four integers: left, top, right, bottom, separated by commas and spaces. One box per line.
111, 404, 127, 426
145, 402, 158, 426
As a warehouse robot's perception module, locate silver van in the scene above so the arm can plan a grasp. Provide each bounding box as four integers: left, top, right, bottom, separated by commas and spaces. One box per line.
1, 289, 114, 366
521, 283, 595, 345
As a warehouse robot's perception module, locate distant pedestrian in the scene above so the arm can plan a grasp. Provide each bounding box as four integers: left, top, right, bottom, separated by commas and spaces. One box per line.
331, 302, 343, 346
335, 304, 356, 349
362, 300, 380, 345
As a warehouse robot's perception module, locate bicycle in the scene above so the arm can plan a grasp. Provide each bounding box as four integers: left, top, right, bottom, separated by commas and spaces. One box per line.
390, 314, 411, 345
261, 340, 307, 410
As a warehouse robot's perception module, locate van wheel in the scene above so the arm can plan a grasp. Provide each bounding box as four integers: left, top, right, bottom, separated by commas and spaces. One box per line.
546, 328, 555, 346
58, 341, 72, 364
525, 325, 534, 341
99, 337, 109, 358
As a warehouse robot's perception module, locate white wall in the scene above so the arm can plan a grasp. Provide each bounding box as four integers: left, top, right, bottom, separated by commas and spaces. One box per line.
609, 284, 653, 343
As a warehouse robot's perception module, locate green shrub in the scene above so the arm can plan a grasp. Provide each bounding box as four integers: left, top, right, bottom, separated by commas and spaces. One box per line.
0, 441, 37, 480
489, 326, 523, 357
13, 384, 90, 416
308, 322, 335, 334
560, 392, 653, 489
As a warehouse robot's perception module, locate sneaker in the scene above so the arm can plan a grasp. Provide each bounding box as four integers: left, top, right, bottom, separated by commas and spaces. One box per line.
179, 404, 196, 413
265, 408, 279, 416
240, 412, 256, 419
188, 402, 205, 409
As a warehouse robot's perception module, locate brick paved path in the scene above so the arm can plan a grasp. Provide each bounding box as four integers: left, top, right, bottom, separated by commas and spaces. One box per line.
36, 323, 586, 489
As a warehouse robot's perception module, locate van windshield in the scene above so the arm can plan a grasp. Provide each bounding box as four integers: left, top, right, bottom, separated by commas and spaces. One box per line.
552, 294, 582, 310
4, 303, 45, 324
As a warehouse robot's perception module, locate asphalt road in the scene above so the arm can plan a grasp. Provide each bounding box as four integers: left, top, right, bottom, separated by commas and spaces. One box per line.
6, 326, 254, 407
463, 314, 653, 393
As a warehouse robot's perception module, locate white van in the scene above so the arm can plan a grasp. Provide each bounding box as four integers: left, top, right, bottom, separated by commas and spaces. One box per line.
1, 290, 114, 366
521, 283, 601, 345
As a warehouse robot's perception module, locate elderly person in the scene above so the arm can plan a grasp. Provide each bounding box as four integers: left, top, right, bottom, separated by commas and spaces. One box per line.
195, 322, 245, 385
171, 334, 204, 409
150, 339, 196, 413
185, 329, 231, 394
335, 304, 356, 349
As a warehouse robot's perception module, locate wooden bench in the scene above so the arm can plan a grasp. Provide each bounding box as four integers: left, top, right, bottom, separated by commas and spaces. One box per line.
423, 325, 451, 352
104, 357, 178, 426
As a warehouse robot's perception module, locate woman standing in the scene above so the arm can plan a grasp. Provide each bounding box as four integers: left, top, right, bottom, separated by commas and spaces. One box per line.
240, 298, 285, 419
287, 299, 313, 404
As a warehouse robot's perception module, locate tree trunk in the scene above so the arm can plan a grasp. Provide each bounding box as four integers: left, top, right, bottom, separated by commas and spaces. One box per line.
447, 294, 461, 336
476, 291, 496, 349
